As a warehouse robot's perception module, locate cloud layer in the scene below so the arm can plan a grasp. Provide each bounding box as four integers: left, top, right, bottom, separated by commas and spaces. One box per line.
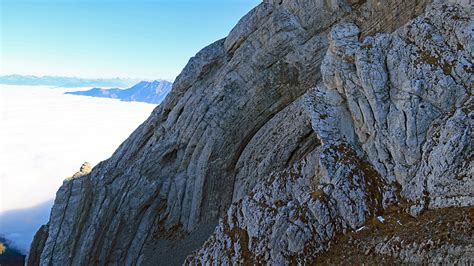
0, 85, 156, 251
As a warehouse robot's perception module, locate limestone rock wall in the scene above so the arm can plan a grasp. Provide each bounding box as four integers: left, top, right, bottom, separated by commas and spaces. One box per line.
28, 0, 472, 265
186, 2, 473, 263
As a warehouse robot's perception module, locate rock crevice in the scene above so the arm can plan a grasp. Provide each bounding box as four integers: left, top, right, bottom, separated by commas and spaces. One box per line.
28, 0, 472, 265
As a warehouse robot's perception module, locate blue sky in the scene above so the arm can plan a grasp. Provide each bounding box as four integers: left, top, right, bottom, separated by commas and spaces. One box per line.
0, 0, 260, 80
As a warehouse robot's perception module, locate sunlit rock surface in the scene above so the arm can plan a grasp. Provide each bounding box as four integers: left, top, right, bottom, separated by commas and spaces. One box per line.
29, 0, 472, 265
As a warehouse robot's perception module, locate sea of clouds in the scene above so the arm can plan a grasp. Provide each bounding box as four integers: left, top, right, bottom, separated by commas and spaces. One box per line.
0, 85, 156, 252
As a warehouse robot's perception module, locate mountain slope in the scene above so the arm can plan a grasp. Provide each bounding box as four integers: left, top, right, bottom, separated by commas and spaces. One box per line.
28, 0, 472, 265
187, 4, 473, 262
65, 80, 172, 104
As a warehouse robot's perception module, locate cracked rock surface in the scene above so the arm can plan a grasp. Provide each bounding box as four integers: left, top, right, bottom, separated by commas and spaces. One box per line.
187, 1, 473, 263
29, 0, 472, 265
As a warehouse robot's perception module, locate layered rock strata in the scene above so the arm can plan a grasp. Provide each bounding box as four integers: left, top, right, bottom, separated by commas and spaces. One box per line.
29, 0, 472, 265
187, 2, 472, 263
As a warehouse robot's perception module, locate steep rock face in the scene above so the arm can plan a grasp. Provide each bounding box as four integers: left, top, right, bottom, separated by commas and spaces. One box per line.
186, 141, 386, 264
187, 1, 473, 264
317, 2, 473, 212
29, 0, 472, 265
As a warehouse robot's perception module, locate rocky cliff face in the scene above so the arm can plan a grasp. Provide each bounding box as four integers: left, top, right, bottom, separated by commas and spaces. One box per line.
29, 0, 472, 265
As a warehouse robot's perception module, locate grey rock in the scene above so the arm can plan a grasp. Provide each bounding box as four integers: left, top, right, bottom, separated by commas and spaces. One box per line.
186, 142, 384, 264
28, 0, 472, 265
317, 2, 473, 211
187, 1, 473, 263
25, 224, 49, 265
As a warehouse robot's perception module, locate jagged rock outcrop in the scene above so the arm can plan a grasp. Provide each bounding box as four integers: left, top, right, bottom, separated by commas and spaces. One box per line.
186, 1, 472, 263
29, 0, 472, 265
69, 162, 92, 180
316, 2, 473, 213
26, 162, 91, 265
186, 141, 387, 264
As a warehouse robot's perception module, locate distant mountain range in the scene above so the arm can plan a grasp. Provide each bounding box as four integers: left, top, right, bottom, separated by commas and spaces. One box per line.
0, 74, 142, 88
65, 80, 173, 104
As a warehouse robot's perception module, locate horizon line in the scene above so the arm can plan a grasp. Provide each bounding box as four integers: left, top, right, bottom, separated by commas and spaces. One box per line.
0, 73, 176, 83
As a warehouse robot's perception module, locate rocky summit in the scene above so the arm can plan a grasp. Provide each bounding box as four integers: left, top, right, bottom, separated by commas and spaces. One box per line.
28, 0, 473, 265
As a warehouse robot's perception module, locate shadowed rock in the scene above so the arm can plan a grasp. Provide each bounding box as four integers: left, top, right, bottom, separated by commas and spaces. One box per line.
28, 0, 473, 265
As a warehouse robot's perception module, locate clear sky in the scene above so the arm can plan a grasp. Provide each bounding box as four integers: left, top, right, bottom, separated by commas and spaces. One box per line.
0, 0, 260, 80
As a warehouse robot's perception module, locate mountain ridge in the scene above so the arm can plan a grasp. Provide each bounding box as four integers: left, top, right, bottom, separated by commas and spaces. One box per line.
65, 80, 173, 104
0, 74, 145, 88
28, 0, 473, 265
